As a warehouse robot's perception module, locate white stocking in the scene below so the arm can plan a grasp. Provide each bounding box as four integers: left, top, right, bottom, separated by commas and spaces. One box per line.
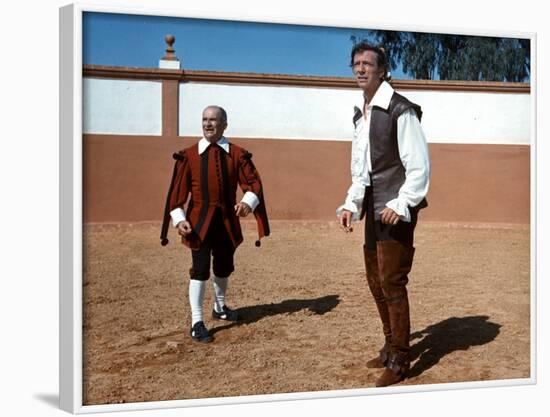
189, 279, 206, 326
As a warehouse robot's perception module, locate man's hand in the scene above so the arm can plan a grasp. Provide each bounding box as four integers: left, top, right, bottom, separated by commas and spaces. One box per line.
234, 202, 252, 217
339, 209, 354, 233
380, 207, 400, 225
176, 220, 193, 237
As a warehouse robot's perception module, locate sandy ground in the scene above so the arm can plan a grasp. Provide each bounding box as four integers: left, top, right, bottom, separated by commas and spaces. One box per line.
82, 220, 530, 405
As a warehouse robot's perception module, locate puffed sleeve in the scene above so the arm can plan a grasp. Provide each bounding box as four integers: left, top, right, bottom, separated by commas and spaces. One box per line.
238, 150, 263, 201
169, 151, 192, 217
237, 150, 270, 245
160, 151, 191, 246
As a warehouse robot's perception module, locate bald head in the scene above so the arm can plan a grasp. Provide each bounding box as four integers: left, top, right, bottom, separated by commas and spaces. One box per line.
202, 106, 228, 143
204, 105, 227, 123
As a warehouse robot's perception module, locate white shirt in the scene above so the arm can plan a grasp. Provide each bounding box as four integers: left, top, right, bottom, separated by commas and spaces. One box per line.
170, 136, 260, 227
336, 81, 430, 222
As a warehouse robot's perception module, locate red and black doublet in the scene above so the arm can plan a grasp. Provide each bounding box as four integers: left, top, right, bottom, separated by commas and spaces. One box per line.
160, 141, 270, 279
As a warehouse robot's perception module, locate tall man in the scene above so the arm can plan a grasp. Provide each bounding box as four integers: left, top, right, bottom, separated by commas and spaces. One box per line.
161, 105, 269, 343
337, 43, 430, 387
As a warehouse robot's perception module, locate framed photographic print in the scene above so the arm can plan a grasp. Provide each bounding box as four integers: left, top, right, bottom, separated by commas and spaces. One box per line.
60, 1, 535, 413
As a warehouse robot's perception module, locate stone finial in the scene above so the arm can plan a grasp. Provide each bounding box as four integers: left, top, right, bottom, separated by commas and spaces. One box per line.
162, 34, 178, 61
159, 34, 181, 69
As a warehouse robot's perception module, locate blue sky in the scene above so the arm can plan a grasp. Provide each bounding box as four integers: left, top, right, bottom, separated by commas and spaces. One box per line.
83, 11, 408, 78
83, 12, 530, 82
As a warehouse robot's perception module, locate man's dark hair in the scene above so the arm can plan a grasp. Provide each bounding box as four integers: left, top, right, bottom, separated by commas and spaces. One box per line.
350, 41, 390, 80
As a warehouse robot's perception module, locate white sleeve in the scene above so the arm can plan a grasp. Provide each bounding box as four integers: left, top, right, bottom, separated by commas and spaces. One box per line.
336, 181, 366, 221
170, 208, 186, 227
241, 191, 260, 212
385, 109, 431, 222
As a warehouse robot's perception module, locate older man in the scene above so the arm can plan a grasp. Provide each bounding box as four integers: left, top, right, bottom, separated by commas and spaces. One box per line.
337, 42, 430, 387
161, 105, 269, 343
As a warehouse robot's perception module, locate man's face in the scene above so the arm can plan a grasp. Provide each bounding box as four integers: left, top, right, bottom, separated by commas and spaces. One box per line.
202, 107, 227, 143
352, 50, 385, 95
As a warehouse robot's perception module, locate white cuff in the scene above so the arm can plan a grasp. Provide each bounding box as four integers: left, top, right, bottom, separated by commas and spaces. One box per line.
386, 198, 411, 223
241, 191, 260, 212
336, 203, 360, 221
170, 208, 186, 227
336, 182, 365, 221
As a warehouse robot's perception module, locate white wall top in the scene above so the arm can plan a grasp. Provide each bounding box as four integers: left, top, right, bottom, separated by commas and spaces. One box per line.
83, 78, 162, 135
406, 90, 530, 145
179, 83, 530, 145
82, 77, 530, 144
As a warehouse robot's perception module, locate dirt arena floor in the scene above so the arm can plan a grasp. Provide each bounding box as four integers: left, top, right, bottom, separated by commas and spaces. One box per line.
82, 220, 531, 405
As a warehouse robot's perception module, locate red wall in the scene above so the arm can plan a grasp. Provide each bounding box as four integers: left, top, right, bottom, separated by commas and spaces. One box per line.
83, 135, 530, 224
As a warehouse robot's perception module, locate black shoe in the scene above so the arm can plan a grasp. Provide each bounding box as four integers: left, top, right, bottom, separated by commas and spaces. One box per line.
212, 305, 239, 322
190, 321, 213, 343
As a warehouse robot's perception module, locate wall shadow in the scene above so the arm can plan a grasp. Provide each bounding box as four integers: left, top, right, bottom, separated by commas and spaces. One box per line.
409, 315, 502, 378
210, 294, 340, 335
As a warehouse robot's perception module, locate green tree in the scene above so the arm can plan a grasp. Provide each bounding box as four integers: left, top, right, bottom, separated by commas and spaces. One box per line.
350, 30, 530, 82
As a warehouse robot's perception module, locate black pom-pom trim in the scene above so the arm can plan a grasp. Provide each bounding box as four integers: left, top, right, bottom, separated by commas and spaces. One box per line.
161, 238, 169, 246
255, 240, 261, 247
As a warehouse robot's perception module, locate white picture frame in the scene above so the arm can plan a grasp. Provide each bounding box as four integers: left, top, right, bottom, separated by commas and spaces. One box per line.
59, 1, 537, 414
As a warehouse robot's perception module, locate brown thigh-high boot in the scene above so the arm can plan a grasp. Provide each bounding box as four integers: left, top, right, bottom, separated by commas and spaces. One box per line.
374, 240, 414, 387
363, 245, 392, 368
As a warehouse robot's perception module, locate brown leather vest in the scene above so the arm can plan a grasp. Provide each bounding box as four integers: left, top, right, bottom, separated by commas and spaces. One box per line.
359, 92, 428, 220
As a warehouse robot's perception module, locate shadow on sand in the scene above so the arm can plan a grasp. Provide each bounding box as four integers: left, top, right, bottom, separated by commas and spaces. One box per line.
210, 294, 340, 335
409, 315, 501, 378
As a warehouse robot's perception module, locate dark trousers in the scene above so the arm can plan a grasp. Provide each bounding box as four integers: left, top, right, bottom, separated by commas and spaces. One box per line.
190, 208, 235, 281
364, 186, 418, 249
